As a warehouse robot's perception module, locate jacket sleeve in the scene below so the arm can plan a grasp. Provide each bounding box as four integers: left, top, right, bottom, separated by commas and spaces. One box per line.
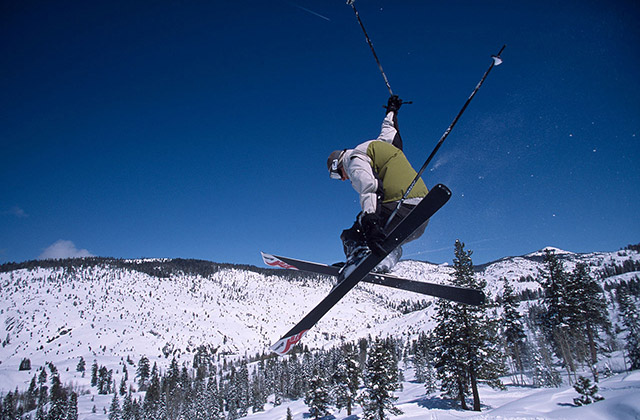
376, 111, 403, 150
344, 150, 378, 214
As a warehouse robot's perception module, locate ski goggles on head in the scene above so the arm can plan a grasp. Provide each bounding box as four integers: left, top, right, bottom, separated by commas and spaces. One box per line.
329, 159, 342, 179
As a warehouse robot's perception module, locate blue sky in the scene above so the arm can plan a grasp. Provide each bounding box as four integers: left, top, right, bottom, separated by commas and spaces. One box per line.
1, 0, 639, 267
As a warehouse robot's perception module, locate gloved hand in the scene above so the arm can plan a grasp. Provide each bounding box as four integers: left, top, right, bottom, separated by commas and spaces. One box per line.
360, 213, 387, 256
385, 95, 403, 114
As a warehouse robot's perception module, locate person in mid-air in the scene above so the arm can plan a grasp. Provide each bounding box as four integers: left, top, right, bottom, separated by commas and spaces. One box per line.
327, 95, 429, 274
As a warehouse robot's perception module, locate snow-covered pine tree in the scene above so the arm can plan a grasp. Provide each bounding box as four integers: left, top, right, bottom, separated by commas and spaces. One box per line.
76, 357, 86, 377
108, 392, 121, 420
432, 292, 469, 408
121, 390, 133, 420
49, 373, 68, 420
206, 375, 223, 420
332, 358, 352, 415
565, 262, 611, 382
136, 356, 150, 391
331, 344, 360, 416
360, 337, 403, 420
304, 368, 331, 420
237, 359, 250, 417
251, 362, 267, 413
142, 363, 160, 418
530, 331, 562, 388
66, 392, 78, 420
411, 332, 433, 384
573, 375, 604, 406
2, 391, 16, 420
501, 278, 527, 385
25, 376, 37, 412
538, 249, 576, 381
433, 240, 505, 411
91, 361, 98, 387
616, 283, 640, 370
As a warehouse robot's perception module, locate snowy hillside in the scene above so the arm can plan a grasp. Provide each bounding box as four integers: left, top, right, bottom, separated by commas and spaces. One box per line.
1, 246, 639, 419
2, 248, 639, 387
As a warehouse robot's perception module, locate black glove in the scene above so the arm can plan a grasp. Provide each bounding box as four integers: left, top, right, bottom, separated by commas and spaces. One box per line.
385, 95, 403, 114
360, 213, 387, 256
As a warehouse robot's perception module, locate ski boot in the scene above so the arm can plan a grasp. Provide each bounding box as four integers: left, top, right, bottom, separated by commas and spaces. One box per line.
372, 246, 402, 274
335, 240, 370, 285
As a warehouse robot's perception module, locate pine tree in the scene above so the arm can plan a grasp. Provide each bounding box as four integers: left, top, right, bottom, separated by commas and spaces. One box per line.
203, 375, 222, 420
76, 357, 86, 377
49, 373, 68, 420
286, 407, 293, 420
237, 359, 250, 417
566, 262, 611, 382
433, 295, 469, 408
501, 278, 527, 385
25, 375, 38, 411
360, 337, 403, 420
109, 392, 121, 420
332, 346, 360, 416
143, 364, 160, 418
538, 249, 575, 381
530, 333, 562, 388
136, 356, 150, 391
573, 375, 604, 406
304, 368, 331, 420
66, 392, 79, 420
121, 390, 133, 420
2, 391, 16, 420
617, 284, 640, 370
251, 363, 267, 413
332, 359, 351, 415
433, 241, 505, 411
91, 361, 98, 387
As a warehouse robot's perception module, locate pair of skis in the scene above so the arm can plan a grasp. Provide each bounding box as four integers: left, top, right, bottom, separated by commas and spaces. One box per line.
263, 184, 485, 356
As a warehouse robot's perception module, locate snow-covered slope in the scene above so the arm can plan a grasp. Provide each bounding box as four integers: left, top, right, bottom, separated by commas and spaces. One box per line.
1, 246, 638, 395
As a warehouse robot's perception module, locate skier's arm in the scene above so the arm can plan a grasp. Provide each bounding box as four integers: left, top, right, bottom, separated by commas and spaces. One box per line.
376, 111, 403, 150
345, 154, 378, 214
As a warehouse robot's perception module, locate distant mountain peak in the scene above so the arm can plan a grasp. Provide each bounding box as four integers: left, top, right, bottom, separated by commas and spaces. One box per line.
525, 246, 573, 258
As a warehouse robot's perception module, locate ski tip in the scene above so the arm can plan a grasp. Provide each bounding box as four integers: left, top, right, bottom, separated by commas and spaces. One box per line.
462, 289, 486, 306
261, 252, 298, 270
270, 330, 309, 356
433, 183, 452, 198
477, 290, 487, 306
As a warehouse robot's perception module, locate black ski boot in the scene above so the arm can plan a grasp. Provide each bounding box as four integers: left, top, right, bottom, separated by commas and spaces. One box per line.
336, 239, 370, 284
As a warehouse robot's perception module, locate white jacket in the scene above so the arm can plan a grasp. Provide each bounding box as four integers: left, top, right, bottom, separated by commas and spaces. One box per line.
342, 112, 419, 214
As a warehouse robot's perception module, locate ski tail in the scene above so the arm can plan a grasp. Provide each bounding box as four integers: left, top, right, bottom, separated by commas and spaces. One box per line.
270, 330, 309, 356
262, 252, 299, 270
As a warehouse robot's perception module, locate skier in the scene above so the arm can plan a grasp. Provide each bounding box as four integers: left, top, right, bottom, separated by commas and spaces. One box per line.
327, 95, 429, 274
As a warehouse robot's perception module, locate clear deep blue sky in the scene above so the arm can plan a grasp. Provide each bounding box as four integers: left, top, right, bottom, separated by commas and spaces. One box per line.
1, 1, 639, 267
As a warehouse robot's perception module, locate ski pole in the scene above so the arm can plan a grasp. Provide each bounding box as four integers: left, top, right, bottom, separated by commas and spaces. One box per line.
384, 45, 506, 230
347, 0, 394, 96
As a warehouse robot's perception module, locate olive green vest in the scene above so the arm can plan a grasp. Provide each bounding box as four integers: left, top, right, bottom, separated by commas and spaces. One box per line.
366, 141, 428, 203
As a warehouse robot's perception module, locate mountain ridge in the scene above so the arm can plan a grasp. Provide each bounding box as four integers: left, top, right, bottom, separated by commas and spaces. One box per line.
1, 245, 638, 395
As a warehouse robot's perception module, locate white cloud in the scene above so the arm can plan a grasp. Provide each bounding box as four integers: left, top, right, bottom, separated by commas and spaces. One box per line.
3, 206, 28, 218
38, 240, 93, 260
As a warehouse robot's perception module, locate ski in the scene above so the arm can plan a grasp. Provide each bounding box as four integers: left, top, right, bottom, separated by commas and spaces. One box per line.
261, 253, 485, 306
267, 183, 451, 356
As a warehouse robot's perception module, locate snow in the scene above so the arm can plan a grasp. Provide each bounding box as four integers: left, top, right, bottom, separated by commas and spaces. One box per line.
1, 246, 639, 419
241, 370, 640, 420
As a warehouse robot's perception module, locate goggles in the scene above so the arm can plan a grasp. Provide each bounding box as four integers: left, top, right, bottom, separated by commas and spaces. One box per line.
329, 159, 342, 179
